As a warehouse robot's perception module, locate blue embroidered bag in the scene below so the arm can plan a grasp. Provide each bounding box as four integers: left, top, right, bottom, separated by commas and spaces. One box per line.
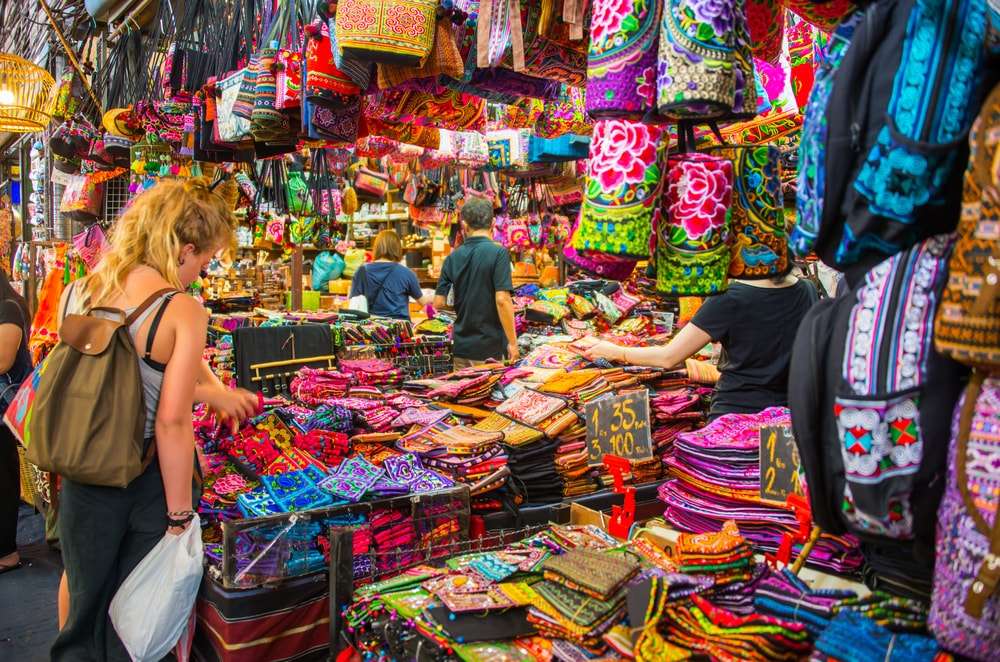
814, 0, 989, 273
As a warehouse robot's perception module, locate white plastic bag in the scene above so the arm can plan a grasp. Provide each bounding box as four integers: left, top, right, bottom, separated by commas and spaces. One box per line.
109, 515, 204, 662
348, 294, 368, 312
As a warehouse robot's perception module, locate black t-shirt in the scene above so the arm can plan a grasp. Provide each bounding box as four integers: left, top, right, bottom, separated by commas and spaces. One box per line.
435, 236, 513, 360
691, 280, 818, 418
350, 262, 423, 320
0, 299, 32, 384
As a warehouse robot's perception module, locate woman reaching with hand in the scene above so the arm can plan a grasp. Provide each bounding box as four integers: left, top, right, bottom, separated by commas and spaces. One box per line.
582, 274, 817, 421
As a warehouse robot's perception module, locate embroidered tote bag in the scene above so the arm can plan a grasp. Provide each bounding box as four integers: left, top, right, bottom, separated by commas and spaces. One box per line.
929, 374, 1000, 661
335, 0, 438, 67
572, 119, 667, 258
655, 151, 733, 294
586, 0, 661, 120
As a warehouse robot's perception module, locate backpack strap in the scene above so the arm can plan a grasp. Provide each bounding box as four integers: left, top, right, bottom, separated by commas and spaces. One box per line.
142, 292, 179, 365
954, 371, 1000, 618
124, 288, 179, 326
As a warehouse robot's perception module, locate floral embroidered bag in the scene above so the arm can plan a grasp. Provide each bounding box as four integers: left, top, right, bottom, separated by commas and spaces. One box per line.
586, 0, 661, 120
335, 0, 438, 66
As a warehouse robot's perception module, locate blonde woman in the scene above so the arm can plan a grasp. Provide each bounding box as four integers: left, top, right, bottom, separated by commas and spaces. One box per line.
349, 229, 431, 320
51, 179, 255, 661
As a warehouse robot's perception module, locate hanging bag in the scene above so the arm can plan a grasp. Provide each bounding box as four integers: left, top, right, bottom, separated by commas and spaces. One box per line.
929, 374, 1000, 661
335, 0, 438, 66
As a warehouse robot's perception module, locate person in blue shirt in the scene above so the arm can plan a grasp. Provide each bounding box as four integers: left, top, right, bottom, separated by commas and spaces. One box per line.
350, 230, 431, 320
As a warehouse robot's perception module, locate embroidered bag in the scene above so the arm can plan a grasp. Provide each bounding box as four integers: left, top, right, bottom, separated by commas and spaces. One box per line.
929, 374, 1000, 660
59, 173, 105, 222
72, 223, 110, 270
817, 0, 989, 271
286, 171, 314, 217
377, 19, 464, 89
365, 87, 486, 132
934, 82, 1000, 370
354, 168, 389, 197
831, 235, 966, 543
572, 119, 667, 258
712, 144, 788, 279
305, 19, 361, 108
656, 146, 734, 295
586, 0, 661, 120
789, 12, 861, 258
563, 214, 639, 280
535, 86, 592, 139
335, 0, 438, 66
657, 0, 736, 120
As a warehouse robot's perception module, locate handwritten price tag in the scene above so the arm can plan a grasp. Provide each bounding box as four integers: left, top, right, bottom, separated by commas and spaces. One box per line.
759, 425, 804, 503
585, 390, 653, 466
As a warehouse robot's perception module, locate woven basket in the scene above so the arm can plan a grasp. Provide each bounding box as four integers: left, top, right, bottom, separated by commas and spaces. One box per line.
0, 53, 55, 132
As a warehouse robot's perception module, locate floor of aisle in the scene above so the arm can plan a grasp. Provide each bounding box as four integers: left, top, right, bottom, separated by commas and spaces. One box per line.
0, 505, 62, 661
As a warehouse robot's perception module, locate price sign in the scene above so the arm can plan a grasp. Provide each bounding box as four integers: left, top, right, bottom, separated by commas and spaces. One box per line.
759, 425, 804, 504
585, 390, 653, 466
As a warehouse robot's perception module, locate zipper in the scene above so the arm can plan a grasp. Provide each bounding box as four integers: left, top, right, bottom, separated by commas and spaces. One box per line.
924, 0, 961, 142
875, 262, 908, 394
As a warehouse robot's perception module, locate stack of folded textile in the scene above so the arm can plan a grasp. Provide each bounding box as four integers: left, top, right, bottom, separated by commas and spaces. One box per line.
290, 367, 353, 404
340, 358, 406, 388
399, 422, 510, 502
754, 568, 858, 638
404, 365, 506, 405
812, 610, 940, 661
369, 508, 421, 574
554, 420, 596, 497
649, 386, 707, 459
660, 408, 864, 573
645, 592, 813, 661
491, 388, 570, 504
674, 520, 754, 587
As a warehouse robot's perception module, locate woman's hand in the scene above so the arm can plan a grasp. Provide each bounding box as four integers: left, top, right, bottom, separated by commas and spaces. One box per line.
205, 387, 258, 433
583, 340, 626, 363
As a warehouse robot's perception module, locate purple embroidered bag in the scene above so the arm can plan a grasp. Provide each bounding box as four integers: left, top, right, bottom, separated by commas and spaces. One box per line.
929, 374, 1000, 660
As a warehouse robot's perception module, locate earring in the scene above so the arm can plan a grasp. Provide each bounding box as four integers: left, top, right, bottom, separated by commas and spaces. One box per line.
179, 258, 186, 266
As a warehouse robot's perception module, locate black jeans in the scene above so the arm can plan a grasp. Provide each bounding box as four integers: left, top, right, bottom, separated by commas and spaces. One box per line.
51, 461, 171, 662
0, 424, 19, 558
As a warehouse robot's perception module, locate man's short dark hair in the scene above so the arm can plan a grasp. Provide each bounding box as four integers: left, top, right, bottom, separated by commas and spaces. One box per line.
461, 197, 493, 231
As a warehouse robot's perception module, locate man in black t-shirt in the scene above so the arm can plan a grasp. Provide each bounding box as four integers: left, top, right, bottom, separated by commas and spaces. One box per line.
434, 198, 518, 368
581, 275, 818, 419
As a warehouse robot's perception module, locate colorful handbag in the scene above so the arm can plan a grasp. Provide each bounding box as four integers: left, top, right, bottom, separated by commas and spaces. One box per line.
713, 144, 788, 279
929, 374, 1000, 661
372, 87, 487, 132
535, 86, 592, 139
214, 69, 253, 143
563, 214, 639, 280
486, 129, 530, 170
572, 119, 667, 258
72, 223, 111, 270
286, 171, 315, 217
335, 0, 438, 66
934, 82, 1000, 370
377, 19, 464, 89
59, 172, 106, 221
354, 168, 390, 197
657, 0, 736, 119
586, 0, 661, 119
306, 19, 361, 107
656, 150, 734, 295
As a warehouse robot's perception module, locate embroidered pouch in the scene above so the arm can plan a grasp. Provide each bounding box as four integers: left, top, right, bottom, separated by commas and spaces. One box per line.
572, 120, 668, 258
656, 152, 733, 295
656, 0, 736, 120
495, 388, 567, 427
335, 0, 438, 66
586, 0, 661, 120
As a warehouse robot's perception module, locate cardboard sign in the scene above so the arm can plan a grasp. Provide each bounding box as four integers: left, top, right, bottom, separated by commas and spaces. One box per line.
759, 425, 804, 503
585, 390, 653, 465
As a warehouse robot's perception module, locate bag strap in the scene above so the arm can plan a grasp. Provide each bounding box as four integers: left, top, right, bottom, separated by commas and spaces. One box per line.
955, 371, 1000, 617
125, 288, 180, 326
143, 292, 179, 361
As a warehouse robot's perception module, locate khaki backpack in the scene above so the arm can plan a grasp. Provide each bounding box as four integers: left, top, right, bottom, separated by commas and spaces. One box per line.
26, 287, 176, 487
